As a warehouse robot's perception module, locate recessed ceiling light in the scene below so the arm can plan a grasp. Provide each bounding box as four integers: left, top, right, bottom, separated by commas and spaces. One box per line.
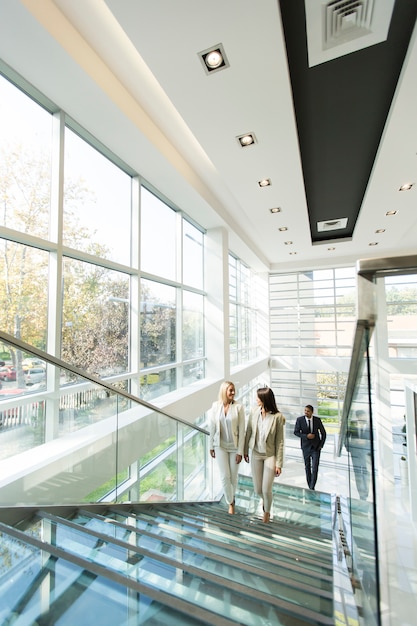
317, 217, 348, 232
369, 242, 379, 246
398, 182, 414, 191
289, 252, 297, 255
237, 133, 256, 147
327, 247, 335, 251
270, 207, 281, 213
198, 43, 229, 74
284, 241, 293, 245
278, 227, 288, 232
386, 210, 398, 216
258, 178, 271, 187
375, 229, 385, 233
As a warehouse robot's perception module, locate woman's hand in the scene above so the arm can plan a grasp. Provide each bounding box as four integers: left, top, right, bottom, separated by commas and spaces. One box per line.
275, 467, 282, 476
244, 454, 250, 463
235, 454, 242, 464
210, 449, 215, 458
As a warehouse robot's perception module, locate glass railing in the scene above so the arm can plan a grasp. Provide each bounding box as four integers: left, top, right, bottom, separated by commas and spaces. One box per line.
0, 330, 212, 507
336, 254, 417, 626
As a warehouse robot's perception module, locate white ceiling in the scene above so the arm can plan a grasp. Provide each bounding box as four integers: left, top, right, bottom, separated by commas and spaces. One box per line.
1, 0, 416, 273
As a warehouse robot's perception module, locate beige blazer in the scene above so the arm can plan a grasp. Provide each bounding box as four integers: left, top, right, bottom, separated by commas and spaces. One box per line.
244, 408, 285, 467
209, 400, 245, 455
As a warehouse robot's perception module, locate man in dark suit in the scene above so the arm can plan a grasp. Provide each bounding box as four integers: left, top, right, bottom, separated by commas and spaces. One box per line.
347, 409, 370, 500
294, 404, 327, 490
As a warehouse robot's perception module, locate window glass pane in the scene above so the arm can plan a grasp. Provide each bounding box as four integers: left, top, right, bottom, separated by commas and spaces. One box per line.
62, 258, 129, 376
0, 75, 52, 238
140, 279, 176, 369
140, 368, 177, 401
385, 275, 417, 358
183, 220, 203, 289
0, 239, 49, 345
141, 187, 176, 280
63, 128, 131, 265
183, 291, 204, 361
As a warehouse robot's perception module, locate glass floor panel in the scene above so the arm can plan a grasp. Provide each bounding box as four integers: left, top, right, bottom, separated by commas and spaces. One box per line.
109, 508, 333, 577
19, 515, 333, 626
0, 537, 204, 625
73, 509, 333, 592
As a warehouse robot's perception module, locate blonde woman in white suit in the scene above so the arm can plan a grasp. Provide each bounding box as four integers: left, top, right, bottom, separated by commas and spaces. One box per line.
244, 387, 285, 523
209, 381, 245, 514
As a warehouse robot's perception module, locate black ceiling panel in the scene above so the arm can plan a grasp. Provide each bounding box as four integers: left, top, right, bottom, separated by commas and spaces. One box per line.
279, 0, 417, 243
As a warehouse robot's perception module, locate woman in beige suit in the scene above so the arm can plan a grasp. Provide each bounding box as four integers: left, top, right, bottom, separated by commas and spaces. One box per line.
209, 381, 245, 514
244, 387, 285, 523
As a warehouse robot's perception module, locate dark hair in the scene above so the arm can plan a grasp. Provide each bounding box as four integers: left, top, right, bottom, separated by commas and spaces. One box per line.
257, 387, 279, 413
305, 404, 314, 412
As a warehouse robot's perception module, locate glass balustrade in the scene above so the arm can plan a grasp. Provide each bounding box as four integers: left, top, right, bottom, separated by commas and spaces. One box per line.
0, 331, 212, 507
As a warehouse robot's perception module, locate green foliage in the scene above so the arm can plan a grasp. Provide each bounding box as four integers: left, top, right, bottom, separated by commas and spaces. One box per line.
82, 470, 128, 502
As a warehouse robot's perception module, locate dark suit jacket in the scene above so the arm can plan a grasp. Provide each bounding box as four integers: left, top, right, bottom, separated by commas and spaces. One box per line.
294, 415, 326, 451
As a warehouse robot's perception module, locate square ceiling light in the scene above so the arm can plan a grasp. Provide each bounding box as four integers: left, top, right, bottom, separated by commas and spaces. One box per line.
198, 43, 229, 75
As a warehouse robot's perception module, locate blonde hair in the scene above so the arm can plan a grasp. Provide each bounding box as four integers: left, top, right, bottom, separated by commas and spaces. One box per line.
218, 380, 235, 404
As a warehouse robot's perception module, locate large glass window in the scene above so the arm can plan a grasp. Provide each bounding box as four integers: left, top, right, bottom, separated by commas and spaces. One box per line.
0, 74, 52, 239
64, 128, 132, 265
270, 267, 356, 422
141, 187, 177, 280
229, 254, 258, 366
62, 258, 129, 376
0, 240, 49, 345
183, 220, 204, 289
0, 69, 207, 415
385, 275, 417, 358
140, 279, 176, 370
182, 290, 204, 383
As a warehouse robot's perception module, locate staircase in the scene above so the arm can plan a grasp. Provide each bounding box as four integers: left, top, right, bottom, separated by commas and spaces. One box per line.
0, 479, 336, 625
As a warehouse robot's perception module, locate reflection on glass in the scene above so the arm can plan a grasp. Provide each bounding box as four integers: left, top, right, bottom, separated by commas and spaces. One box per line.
345, 328, 378, 626
63, 127, 131, 265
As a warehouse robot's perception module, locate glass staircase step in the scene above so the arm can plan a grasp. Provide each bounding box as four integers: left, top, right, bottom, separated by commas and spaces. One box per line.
28, 511, 333, 619
237, 475, 333, 532
0, 524, 228, 626
0, 492, 337, 626
120, 505, 333, 573
179, 501, 333, 547
68, 509, 334, 597
100, 508, 334, 591
0, 516, 333, 626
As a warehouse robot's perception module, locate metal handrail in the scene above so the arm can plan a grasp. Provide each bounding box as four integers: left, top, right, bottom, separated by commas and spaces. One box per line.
0, 330, 209, 435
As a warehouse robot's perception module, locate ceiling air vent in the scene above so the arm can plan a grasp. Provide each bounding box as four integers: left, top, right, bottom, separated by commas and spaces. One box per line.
323, 0, 375, 49
304, 0, 395, 67
317, 217, 348, 232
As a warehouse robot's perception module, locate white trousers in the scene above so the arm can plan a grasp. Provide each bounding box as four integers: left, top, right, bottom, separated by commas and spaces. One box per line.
250, 450, 276, 513
215, 446, 239, 505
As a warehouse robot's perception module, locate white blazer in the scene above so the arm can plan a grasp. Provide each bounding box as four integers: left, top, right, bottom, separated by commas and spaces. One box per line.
209, 400, 245, 455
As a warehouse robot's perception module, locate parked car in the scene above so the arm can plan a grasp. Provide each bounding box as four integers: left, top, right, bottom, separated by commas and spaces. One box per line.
24, 367, 46, 386
22, 358, 46, 370
0, 366, 17, 382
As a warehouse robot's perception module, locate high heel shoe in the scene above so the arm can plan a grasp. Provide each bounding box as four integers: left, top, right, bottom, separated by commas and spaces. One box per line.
228, 501, 235, 515
263, 511, 270, 523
